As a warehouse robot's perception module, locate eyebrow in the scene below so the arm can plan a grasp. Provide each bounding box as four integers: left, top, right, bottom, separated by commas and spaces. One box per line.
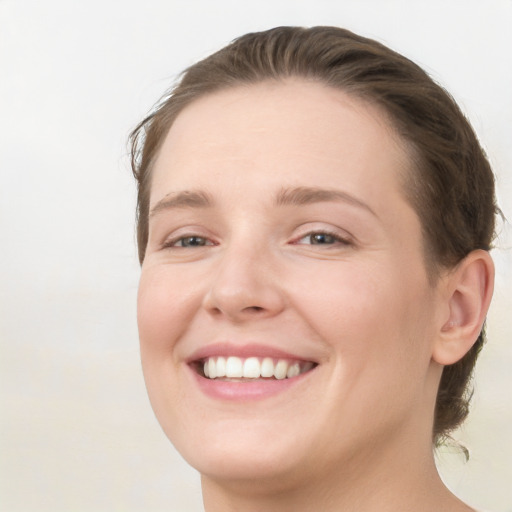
275, 186, 377, 216
149, 190, 214, 217
149, 186, 377, 218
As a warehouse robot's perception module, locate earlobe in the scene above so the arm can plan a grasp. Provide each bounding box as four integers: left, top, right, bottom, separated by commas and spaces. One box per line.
433, 250, 494, 366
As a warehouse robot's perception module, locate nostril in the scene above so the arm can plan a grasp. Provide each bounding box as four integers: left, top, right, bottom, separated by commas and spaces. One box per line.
245, 306, 265, 313
203, 281, 286, 320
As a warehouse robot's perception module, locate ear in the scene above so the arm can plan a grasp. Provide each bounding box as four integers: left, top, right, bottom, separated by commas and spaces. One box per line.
433, 250, 494, 366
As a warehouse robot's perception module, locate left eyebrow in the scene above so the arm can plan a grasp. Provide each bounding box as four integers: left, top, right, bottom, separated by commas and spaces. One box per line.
274, 186, 377, 217
149, 190, 214, 217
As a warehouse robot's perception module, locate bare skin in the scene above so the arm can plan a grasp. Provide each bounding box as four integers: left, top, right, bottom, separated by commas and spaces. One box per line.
138, 80, 493, 512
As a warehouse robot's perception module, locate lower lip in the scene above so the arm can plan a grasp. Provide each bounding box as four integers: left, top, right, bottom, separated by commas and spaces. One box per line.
189, 365, 313, 401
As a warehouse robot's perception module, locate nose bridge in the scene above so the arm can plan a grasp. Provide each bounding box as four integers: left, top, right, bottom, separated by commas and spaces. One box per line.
203, 230, 285, 320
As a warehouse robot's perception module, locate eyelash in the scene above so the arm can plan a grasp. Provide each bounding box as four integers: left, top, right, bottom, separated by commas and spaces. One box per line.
293, 230, 352, 247
161, 235, 215, 249
161, 229, 351, 250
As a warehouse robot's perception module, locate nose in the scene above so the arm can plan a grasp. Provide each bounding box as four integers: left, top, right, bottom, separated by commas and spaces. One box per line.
202, 242, 286, 322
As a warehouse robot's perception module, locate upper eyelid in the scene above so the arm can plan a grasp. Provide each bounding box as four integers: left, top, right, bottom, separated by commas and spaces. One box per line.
157, 225, 217, 247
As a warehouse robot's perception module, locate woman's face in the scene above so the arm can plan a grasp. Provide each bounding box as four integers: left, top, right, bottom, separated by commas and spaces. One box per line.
138, 80, 444, 485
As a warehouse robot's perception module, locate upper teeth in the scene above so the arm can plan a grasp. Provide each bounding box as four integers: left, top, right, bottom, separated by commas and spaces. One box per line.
202, 356, 313, 380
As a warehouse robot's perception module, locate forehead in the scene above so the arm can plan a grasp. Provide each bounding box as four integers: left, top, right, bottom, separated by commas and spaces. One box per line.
150, 79, 412, 211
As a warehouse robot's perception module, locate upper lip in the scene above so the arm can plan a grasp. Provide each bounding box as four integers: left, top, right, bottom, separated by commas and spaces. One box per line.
185, 342, 318, 364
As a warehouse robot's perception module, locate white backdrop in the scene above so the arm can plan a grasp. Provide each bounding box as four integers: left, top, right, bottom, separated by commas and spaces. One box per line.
1, 1, 511, 511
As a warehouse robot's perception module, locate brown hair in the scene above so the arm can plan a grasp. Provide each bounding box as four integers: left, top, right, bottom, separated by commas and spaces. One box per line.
130, 26, 497, 444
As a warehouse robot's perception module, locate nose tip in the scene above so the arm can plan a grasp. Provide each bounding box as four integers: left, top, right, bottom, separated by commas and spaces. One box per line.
202, 257, 285, 322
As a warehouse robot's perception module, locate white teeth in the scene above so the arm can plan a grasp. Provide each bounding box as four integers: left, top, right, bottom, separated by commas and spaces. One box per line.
208, 358, 217, 379
261, 357, 274, 378
286, 362, 300, 378
225, 356, 243, 378
201, 356, 314, 380
243, 357, 260, 378
216, 356, 226, 378
274, 360, 288, 380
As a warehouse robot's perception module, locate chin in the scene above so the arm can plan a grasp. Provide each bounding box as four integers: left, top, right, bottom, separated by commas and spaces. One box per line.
163, 416, 314, 484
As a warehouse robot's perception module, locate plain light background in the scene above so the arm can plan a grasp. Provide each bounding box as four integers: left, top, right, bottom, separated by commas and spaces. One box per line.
1, 1, 511, 511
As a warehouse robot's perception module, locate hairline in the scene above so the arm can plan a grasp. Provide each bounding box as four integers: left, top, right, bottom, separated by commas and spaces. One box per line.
139, 76, 442, 283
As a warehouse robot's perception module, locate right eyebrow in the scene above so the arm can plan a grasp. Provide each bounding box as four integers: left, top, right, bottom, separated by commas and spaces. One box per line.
149, 190, 214, 217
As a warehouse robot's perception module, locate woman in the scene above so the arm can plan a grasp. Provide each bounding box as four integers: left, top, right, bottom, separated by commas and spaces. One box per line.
130, 27, 496, 511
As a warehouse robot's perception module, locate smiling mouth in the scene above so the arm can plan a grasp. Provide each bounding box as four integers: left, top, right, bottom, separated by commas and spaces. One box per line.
194, 356, 317, 381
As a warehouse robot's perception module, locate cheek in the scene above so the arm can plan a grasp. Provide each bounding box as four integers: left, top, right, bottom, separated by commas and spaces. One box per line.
136, 265, 206, 425
137, 268, 196, 432
137, 267, 201, 355
293, 258, 435, 368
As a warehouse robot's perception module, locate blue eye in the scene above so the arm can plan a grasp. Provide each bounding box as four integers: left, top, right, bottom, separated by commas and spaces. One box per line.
297, 232, 349, 245
170, 236, 212, 247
